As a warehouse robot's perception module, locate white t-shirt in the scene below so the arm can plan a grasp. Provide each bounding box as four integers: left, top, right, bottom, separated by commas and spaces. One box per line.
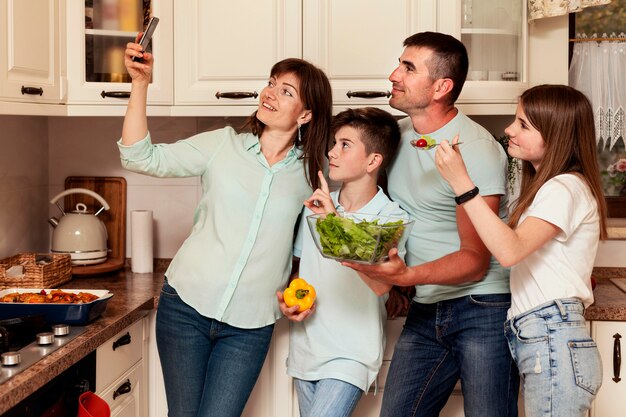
509, 174, 600, 318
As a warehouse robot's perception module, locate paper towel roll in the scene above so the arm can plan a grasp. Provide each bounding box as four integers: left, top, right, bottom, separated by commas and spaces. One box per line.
131, 210, 154, 273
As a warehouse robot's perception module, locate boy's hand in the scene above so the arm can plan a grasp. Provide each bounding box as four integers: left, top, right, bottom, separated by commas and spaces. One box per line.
304, 171, 336, 215
276, 291, 315, 322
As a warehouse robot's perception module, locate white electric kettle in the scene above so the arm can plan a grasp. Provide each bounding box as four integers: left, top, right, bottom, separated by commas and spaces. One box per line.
48, 188, 110, 265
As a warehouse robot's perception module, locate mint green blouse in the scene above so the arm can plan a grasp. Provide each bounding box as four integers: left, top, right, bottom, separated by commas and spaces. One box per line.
118, 127, 312, 328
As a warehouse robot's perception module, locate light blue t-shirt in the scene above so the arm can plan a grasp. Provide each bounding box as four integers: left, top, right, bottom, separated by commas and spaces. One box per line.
387, 113, 511, 304
118, 127, 312, 329
288, 188, 409, 392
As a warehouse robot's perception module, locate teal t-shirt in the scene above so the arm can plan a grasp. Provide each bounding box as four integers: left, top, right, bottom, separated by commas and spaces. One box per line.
387, 113, 511, 303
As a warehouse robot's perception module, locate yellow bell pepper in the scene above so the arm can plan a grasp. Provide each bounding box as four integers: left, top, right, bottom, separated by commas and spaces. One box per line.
283, 278, 316, 312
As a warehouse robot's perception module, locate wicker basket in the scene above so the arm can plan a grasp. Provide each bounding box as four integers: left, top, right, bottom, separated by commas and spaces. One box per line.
0, 253, 72, 289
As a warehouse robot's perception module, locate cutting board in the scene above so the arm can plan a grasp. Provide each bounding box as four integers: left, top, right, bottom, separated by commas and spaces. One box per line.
64, 176, 127, 276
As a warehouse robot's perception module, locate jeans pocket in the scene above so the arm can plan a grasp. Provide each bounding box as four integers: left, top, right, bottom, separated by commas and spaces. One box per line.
515, 317, 548, 343
468, 293, 511, 308
569, 339, 603, 395
160, 279, 179, 298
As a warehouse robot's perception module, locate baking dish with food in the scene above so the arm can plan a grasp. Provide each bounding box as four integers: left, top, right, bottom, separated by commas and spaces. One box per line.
0, 288, 113, 324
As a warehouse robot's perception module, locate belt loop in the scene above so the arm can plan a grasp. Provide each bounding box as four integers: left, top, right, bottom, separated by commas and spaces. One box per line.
555, 299, 567, 320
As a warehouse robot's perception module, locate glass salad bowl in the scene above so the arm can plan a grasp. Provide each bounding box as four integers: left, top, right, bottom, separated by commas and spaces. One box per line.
306, 212, 414, 264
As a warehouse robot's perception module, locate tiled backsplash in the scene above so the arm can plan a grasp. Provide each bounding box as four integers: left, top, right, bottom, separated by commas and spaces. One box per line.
0, 114, 624, 266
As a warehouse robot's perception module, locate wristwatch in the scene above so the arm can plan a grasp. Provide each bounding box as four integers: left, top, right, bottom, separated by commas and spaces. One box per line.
454, 186, 479, 205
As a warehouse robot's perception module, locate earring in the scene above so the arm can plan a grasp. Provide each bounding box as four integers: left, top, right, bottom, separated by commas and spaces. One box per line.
297, 122, 302, 143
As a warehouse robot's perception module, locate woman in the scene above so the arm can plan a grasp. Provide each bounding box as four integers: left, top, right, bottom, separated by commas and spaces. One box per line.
435, 84, 607, 417
119, 39, 332, 417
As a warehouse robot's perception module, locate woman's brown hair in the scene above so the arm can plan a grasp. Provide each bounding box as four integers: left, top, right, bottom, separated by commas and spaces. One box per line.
508, 84, 608, 239
243, 58, 332, 190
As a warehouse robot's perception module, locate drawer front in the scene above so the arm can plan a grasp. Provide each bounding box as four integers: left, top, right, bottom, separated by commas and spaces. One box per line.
98, 361, 145, 417
96, 319, 143, 390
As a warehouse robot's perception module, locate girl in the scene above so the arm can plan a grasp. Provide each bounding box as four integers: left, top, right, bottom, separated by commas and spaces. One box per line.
435, 84, 607, 417
120, 38, 332, 417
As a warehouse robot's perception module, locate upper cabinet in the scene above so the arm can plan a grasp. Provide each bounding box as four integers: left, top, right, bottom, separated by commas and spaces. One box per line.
65, 0, 173, 108
0, 0, 568, 116
303, 0, 433, 109
173, 0, 301, 109
0, 0, 64, 103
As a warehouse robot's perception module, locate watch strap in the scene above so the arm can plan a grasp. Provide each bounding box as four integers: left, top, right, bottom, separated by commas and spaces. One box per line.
454, 186, 479, 205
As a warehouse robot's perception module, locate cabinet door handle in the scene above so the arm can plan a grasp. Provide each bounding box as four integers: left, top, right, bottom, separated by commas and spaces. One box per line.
100, 91, 131, 99
112, 332, 131, 350
215, 91, 258, 99
346, 90, 391, 99
21, 86, 44, 96
614, 333, 622, 383
113, 379, 132, 399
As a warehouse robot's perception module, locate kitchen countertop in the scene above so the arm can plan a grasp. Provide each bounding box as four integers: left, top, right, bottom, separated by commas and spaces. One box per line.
0, 268, 165, 415
0, 266, 625, 415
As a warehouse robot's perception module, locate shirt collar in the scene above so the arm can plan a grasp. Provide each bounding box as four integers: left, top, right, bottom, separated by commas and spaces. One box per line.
332, 187, 390, 215
244, 134, 303, 158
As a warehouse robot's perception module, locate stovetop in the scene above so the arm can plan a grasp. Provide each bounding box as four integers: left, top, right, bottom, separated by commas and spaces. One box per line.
0, 323, 87, 384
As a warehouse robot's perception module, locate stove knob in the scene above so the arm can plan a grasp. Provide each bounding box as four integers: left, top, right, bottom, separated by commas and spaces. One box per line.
36, 332, 55, 345
52, 324, 70, 337
1, 351, 21, 366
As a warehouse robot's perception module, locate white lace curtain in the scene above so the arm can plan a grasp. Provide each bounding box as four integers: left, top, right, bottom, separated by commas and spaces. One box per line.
569, 33, 626, 149
528, 0, 611, 21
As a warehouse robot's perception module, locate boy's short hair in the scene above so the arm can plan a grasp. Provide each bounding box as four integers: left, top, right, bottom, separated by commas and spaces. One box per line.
331, 108, 401, 171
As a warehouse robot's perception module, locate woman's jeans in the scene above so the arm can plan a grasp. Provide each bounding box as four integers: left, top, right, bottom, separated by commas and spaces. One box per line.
156, 280, 274, 417
505, 298, 602, 417
294, 378, 363, 417
380, 294, 519, 417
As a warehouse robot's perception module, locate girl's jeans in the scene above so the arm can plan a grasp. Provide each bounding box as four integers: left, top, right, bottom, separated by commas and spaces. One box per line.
505, 298, 602, 417
156, 279, 274, 417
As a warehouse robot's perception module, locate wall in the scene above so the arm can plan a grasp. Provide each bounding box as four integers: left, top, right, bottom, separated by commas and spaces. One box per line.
0, 115, 49, 259
0, 114, 623, 266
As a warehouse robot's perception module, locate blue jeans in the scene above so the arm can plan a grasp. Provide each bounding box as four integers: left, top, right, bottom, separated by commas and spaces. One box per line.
156, 280, 274, 417
380, 294, 519, 417
294, 378, 363, 417
505, 298, 602, 417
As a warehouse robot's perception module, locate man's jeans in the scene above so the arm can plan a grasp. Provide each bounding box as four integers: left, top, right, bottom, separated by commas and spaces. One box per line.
156, 280, 274, 417
505, 298, 602, 417
381, 294, 519, 417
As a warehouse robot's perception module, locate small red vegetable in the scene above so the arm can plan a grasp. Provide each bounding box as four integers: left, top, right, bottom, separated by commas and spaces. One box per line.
415, 138, 427, 148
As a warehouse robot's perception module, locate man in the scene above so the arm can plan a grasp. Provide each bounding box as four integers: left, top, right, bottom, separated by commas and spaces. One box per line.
346, 32, 519, 417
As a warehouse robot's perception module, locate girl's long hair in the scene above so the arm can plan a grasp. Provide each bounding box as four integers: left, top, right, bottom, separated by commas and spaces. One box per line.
508, 84, 607, 239
243, 58, 332, 190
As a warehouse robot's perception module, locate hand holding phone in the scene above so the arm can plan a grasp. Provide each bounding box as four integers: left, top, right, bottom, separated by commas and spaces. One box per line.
132, 17, 159, 62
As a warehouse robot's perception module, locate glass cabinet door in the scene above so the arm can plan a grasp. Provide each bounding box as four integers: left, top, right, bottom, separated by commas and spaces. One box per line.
85, 0, 148, 83
66, 0, 172, 107
460, 0, 523, 82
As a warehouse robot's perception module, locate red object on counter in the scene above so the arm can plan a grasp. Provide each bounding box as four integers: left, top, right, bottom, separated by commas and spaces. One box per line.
591, 276, 597, 290
78, 391, 110, 417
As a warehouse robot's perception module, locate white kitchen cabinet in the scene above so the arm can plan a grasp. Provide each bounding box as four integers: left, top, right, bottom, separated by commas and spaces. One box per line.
174, 0, 567, 116
303, 0, 431, 109
64, 0, 173, 108
590, 320, 626, 417
96, 317, 148, 417
173, 0, 301, 111
0, 0, 65, 103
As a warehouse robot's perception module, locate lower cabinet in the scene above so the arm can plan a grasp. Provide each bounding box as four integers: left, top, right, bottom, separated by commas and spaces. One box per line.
96, 317, 148, 417
590, 320, 626, 417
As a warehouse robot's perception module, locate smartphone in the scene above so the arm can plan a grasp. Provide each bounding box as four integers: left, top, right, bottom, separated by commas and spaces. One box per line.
132, 17, 159, 62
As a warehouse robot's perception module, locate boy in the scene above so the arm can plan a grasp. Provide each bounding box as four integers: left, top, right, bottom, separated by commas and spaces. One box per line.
277, 107, 408, 417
